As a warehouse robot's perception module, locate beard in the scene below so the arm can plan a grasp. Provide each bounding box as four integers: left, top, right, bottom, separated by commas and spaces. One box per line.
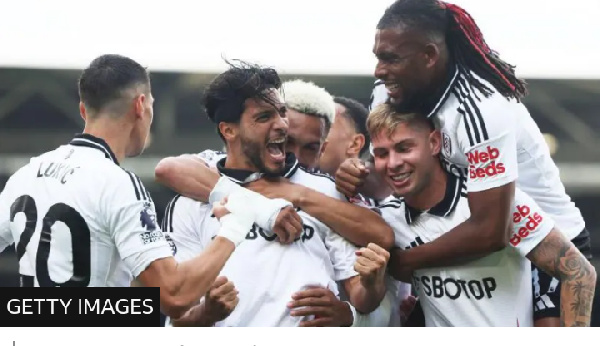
240, 133, 284, 175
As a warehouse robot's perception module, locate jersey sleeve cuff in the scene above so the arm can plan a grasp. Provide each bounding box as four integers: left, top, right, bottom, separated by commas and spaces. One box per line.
511, 216, 555, 257
335, 268, 358, 282
127, 246, 174, 278
466, 173, 517, 193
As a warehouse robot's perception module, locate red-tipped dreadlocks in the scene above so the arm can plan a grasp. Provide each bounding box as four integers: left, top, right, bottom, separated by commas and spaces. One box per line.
442, 2, 518, 94
377, 0, 527, 101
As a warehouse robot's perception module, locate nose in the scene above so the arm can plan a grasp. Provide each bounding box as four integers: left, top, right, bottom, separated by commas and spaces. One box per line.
273, 113, 288, 133
374, 61, 387, 81
387, 151, 404, 171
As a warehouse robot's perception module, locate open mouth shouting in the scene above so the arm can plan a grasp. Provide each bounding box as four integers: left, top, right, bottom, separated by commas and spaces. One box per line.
266, 137, 286, 164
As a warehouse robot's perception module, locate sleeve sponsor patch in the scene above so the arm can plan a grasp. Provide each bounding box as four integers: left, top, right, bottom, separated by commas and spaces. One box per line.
463, 131, 518, 193
510, 204, 543, 247
467, 145, 505, 179
139, 229, 165, 245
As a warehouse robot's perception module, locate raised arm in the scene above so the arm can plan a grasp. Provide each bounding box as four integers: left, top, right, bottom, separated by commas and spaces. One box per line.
344, 243, 389, 314
335, 157, 392, 201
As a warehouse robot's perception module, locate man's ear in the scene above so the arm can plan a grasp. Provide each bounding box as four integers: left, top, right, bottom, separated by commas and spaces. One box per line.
347, 134, 366, 158
79, 102, 87, 121
423, 42, 441, 69
320, 140, 329, 157
430, 129, 441, 155
133, 94, 146, 119
219, 122, 238, 141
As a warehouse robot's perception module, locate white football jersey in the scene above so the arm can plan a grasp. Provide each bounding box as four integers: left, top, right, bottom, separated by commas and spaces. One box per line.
0, 134, 172, 287
164, 153, 359, 327
370, 69, 585, 240
377, 171, 554, 327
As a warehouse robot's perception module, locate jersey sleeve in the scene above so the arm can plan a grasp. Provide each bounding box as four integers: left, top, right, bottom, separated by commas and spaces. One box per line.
323, 226, 359, 282
509, 189, 554, 256
195, 149, 227, 168
161, 195, 210, 262
102, 172, 173, 278
456, 95, 521, 193
0, 184, 14, 253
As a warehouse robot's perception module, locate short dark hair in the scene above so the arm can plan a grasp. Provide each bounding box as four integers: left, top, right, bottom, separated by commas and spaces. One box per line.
204, 60, 282, 128
78, 54, 150, 114
334, 96, 371, 157
377, 0, 527, 101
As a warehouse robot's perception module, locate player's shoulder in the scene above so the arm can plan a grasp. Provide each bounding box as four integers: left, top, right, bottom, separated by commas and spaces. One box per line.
78, 161, 153, 205
369, 80, 387, 111
375, 196, 406, 220
3, 146, 71, 189
195, 149, 227, 168
292, 166, 342, 199
162, 194, 212, 235
458, 72, 527, 113
167, 194, 210, 215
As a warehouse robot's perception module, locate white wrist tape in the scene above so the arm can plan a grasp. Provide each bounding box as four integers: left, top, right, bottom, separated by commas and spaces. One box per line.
216, 212, 254, 247
254, 197, 293, 232
209, 176, 240, 205
211, 177, 293, 233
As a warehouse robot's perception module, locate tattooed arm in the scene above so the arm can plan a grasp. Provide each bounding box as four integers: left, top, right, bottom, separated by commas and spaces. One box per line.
527, 228, 597, 327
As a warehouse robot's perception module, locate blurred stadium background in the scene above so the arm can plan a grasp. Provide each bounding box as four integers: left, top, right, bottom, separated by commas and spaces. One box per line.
0, 67, 598, 325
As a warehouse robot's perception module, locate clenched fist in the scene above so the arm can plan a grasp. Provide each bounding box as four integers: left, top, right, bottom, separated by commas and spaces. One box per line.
354, 243, 390, 287
246, 178, 304, 244
335, 158, 370, 197
203, 276, 239, 324
271, 206, 303, 244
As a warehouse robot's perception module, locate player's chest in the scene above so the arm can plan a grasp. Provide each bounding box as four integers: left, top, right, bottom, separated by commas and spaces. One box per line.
205, 211, 327, 250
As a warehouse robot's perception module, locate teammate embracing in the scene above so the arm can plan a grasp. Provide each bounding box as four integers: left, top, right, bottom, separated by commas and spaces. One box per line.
368, 104, 596, 326
337, 0, 593, 327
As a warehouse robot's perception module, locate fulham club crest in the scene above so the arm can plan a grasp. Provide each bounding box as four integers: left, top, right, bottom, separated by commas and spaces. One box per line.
442, 132, 452, 157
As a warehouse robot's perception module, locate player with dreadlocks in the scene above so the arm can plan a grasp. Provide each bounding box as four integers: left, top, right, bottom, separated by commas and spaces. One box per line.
335, 0, 592, 327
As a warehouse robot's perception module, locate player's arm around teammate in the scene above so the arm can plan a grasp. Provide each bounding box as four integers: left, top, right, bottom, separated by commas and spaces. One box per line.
246, 177, 394, 250
337, 102, 519, 277
337, 155, 514, 278
155, 155, 394, 250
155, 155, 303, 245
